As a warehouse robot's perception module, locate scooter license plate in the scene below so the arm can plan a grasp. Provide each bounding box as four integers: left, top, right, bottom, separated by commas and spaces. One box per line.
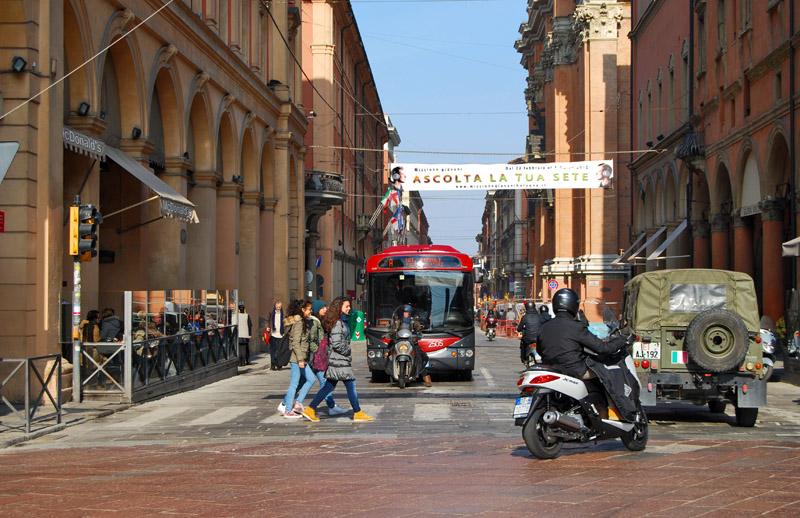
513, 396, 532, 418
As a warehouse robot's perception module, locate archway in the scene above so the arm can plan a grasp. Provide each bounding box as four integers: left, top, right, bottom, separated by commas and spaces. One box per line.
215, 110, 239, 289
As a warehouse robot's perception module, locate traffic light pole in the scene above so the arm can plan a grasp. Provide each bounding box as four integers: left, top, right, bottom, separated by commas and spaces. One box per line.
71, 195, 82, 403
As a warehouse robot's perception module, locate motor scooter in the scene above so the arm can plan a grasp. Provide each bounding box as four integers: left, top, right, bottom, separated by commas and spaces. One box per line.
387, 327, 417, 389
520, 339, 540, 367
759, 316, 778, 381
485, 316, 497, 341
513, 299, 648, 459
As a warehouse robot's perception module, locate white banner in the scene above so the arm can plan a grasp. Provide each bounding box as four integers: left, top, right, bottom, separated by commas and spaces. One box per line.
395, 161, 614, 191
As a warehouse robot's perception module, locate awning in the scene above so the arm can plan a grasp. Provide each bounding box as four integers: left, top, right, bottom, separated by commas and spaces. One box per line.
104, 146, 198, 224
647, 219, 689, 261
783, 236, 800, 257
611, 231, 647, 265
627, 225, 667, 262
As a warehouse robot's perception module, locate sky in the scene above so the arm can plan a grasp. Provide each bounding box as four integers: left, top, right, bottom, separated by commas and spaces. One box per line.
350, 0, 529, 257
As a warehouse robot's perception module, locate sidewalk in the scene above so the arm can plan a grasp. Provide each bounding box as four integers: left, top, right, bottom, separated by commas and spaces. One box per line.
0, 351, 274, 449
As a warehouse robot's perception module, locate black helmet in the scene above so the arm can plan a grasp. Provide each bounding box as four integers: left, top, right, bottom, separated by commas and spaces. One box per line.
552, 288, 579, 317
539, 305, 549, 314
524, 300, 536, 313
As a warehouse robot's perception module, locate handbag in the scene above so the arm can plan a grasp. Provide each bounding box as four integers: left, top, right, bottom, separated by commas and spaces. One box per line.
275, 334, 291, 367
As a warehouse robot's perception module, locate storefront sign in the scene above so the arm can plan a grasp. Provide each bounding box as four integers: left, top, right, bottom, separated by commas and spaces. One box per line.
0, 210, 4, 233
62, 127, 105, 160
396, 160, 614, 191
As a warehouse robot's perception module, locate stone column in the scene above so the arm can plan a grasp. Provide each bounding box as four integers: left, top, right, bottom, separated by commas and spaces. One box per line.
215, 181, 240, 290
271, 131, 290, 304
119, 139, 157, 288
258, 198, 277, 350
760, 199, 786, 321
239, 191, 261, 326
186, 170, 219, 288
732, 209, 754, 278
691, 219, 711, 268
145, 156, 190, 288
709, 212, 731, 270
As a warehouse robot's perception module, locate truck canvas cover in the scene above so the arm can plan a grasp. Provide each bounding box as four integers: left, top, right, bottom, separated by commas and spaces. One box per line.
624, 269, 759, 332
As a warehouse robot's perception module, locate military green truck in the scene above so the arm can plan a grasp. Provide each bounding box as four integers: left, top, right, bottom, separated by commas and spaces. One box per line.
620, 269, 766, 427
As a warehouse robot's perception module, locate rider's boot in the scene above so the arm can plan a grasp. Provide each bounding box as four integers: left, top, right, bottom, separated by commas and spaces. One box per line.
423, 375, 432, 387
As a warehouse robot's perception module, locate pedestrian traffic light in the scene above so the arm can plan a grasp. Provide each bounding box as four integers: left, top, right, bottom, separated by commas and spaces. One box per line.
77, 204, 102, 260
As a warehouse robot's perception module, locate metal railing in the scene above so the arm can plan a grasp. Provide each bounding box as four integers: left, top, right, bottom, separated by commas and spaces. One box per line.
0, 354, 62, 434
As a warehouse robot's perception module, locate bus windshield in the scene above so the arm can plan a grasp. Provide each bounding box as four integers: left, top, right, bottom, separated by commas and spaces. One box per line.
367, 271, 473, 332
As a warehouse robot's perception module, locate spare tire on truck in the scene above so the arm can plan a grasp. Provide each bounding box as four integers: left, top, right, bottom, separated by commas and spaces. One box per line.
685, 309, 749, 372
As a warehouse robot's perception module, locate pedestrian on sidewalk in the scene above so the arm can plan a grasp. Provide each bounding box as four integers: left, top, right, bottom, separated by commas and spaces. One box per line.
302, 297, 374, 422
278, 300, 315, 419
307, 300, 348, 416
268, 301, 286, 371
235, 301, 253, 366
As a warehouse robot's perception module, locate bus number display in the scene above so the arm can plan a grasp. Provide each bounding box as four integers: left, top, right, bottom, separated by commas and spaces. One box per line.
377, 255, 462, 269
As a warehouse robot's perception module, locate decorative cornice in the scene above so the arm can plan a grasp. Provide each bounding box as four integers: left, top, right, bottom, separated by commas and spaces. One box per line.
241, 191, 263, 206
746, 40, 790, 84
759, 199, 786, 222
709, 213, 731, 233
691, 219, 710, 239
217, 181, 242, 197
65, 116, 107, 137
550, 16, 578, 67
700, 95, 719, 117
720, 79, 742, 102
574, 1, 626, 42
163, 156, 192, 173
192, 170, 221, 188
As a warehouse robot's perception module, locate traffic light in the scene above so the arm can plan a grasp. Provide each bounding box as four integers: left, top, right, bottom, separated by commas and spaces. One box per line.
68, 206, 80, 256
77, 204, 102, 260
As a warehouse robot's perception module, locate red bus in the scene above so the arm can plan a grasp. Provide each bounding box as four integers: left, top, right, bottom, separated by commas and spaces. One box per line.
358, 245, 479, 381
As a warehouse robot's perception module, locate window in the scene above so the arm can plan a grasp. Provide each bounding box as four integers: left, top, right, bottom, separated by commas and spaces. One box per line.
717, 0, 726, 51
698, 10, 707, 71
638, 90, 643, 148
681, 41, 690, 120
647, 81, 653, 143
741, 0, 752, 31
670, 284, 727, 313
668, 57, 676, 131
657, 69, 663, 136
743, 73, 750, 117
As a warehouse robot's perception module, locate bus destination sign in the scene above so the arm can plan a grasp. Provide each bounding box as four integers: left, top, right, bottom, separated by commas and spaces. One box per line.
377, 255, 462, 269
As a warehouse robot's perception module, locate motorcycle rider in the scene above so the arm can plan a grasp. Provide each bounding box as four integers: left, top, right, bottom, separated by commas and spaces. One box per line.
388, 304, 432, 387
517, 300, 545, 364
537, 288, 628, 380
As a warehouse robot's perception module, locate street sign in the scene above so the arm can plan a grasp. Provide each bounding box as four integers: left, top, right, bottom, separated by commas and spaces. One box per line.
316, 255, 322, 268
548, 280, 559, 291
0, 210, 4, 233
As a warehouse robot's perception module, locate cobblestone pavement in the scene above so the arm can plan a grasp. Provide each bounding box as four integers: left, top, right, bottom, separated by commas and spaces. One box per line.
2, 333, 800, 516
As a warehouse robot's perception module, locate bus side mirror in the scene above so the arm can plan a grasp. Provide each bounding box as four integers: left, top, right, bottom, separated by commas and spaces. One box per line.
357, 268, 366, 285
473, 267, 484, 284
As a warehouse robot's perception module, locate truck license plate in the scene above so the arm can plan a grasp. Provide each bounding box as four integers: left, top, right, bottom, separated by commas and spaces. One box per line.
513, 396, 532, 418
633, 342, 661, 360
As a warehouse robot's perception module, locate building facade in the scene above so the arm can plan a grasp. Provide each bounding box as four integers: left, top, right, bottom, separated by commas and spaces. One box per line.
630, 0, 800, 323
509, 0, 634, 306
0, 0, 308, 362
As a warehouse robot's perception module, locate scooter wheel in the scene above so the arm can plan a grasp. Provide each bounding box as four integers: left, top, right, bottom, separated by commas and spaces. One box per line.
621, 408, 648, 451
522, 407, 563, 459
399, 376, 406, 389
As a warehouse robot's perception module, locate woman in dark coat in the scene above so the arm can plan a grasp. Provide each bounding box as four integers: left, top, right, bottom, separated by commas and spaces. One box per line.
301, 297, 374, 422
267, 301, 286, 370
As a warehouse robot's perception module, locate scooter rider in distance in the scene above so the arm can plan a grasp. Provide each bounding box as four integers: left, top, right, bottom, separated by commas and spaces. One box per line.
537, 288, 629, 382
388, 304, 432, 387
517, 300, 545, 366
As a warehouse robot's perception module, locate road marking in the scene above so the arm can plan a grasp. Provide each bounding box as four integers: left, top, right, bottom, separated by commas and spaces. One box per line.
413, 403, 452, 421
762, 407, 800, 426
644, 444, 709, 455
480, 367, 495, 387
184, 406, 256, 426
107, 406, 191, 428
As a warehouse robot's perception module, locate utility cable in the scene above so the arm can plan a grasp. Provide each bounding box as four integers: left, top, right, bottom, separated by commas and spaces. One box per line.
0, 0, 175, 121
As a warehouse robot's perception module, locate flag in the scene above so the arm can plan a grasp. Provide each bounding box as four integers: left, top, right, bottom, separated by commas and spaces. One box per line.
379, 187, 400, 213
390, 204, 404, 233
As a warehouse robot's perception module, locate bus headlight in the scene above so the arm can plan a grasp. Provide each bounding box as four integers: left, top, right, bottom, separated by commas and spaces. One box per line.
465, 350, 474, 357
368, 351, 376, 358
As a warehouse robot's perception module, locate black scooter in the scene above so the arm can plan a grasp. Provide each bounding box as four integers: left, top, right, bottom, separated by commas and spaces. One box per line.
485, 317, 497, 341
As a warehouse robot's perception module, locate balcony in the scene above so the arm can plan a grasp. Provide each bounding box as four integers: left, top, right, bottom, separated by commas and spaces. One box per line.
674, 130, 705, 171
305, 170, 346, 231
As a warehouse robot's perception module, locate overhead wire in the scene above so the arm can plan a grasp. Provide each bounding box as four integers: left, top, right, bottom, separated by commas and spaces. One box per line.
0, 0, 176, 121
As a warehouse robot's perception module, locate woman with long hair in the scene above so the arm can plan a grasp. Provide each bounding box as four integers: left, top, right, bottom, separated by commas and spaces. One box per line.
278, 300, 315, 419
302, 297, 374, 422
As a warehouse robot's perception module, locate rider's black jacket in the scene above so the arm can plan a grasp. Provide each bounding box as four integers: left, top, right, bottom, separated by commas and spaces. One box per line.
537, 312, 627, 378
517, 312, 545, 345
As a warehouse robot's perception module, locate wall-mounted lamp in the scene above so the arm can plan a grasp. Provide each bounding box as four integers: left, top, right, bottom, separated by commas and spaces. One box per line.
11, 56, 27, 73
183, 151, 190, 159
131, 127, 142, 139
656, 134, 664, 141
77, 102, 90, 116
646, 141, 653, 148
99, 110, 107, 120
307, 110, 317, 119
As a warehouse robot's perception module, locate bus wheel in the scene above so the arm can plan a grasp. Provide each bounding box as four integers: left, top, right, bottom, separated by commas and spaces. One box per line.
456, 370, 472, 381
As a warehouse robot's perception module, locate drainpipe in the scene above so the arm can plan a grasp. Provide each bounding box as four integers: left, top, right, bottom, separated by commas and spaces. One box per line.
790, 0, 797, 291
340, 14, 355, 296
687, 0, 696, 262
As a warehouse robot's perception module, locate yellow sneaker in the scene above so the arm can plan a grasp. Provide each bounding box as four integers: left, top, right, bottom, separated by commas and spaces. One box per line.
302, 407, 319, 422
353, 410, 374, 421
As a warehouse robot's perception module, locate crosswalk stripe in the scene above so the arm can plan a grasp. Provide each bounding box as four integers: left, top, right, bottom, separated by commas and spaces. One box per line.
184, 406, 256, 426
413, 403, 451, 421
107, 406, 191, 428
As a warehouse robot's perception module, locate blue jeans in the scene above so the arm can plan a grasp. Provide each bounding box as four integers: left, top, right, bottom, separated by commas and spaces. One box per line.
282, 362, 315, 410
314, 370, 337, 408
309, 379, 360, 413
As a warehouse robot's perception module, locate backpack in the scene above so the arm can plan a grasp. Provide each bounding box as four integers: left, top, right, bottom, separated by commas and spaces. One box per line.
310, 334, 330, 372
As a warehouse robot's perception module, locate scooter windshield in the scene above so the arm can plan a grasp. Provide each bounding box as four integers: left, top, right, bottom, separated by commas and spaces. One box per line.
580, 298, 619, 339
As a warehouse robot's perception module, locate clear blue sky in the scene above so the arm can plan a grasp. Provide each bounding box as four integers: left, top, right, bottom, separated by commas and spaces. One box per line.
351, 0, 529, 257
